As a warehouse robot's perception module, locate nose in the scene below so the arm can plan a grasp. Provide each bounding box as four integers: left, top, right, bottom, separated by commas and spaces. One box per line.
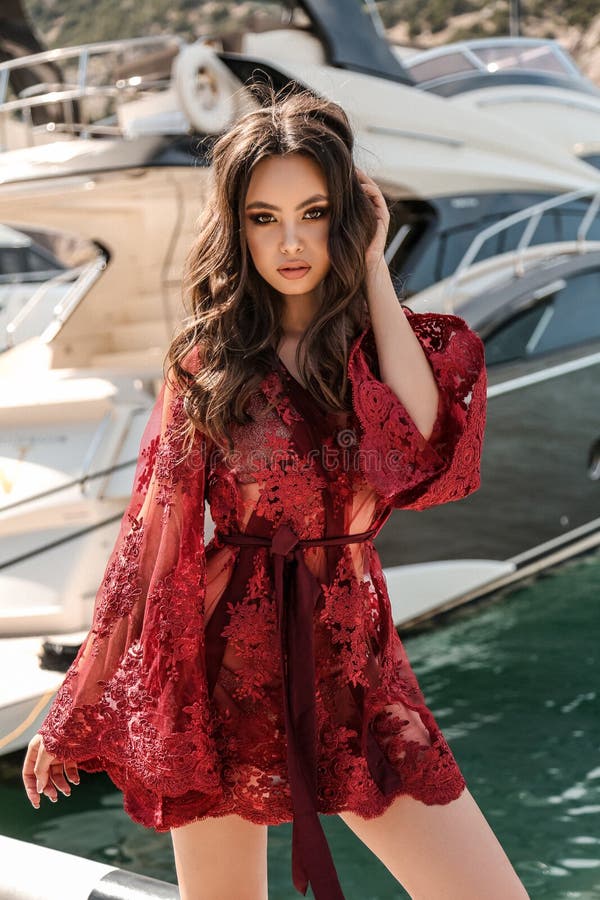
280, 223, 303, 254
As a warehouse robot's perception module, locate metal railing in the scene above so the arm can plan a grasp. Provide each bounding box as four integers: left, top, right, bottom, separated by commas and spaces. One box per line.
3, 252, 108, 350
442, 186, 600, 311
0, 35, 186, 147
0, 402, 150, 510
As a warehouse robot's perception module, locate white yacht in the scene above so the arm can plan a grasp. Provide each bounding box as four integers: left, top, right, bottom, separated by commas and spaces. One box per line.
398, 37, 600, 172
1, 0, 599, 755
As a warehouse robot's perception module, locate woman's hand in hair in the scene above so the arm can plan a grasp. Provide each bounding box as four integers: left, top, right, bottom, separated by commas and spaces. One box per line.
355, 166, 390, 275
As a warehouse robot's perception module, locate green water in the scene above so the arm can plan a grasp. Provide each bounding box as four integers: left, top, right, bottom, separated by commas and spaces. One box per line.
2, 549, 598, 899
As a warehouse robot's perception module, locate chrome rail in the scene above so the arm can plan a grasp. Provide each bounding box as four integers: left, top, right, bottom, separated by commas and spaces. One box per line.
0, 35, 186, 147
442, 186, 600, 312
3, 252, 107, 349
41, 252, 108, 344
0, 423, 148, 514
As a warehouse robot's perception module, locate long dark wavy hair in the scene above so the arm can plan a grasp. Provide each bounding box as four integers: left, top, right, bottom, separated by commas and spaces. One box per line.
166, 82, 378, 458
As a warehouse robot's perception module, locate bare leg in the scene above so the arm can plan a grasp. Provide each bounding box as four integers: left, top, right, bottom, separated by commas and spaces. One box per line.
170, 813, 268, 900
338, 786, 530, 900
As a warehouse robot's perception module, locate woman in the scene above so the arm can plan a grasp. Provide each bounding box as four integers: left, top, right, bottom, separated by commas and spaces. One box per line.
22, 85, 529, 900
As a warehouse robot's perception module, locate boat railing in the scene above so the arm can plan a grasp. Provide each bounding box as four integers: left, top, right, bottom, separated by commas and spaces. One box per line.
0, 408, 162, 573
442, 186, 600, 312
3, 252, 107, 350
0, 35, 186, 148
0, 452, 140, 517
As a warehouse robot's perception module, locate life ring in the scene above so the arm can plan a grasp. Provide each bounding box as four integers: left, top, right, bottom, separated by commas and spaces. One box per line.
173, 42, 239, 134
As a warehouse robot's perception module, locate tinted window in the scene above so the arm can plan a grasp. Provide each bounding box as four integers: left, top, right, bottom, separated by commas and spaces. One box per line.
389, 198, 599, 297
0, 245, 63, 277
533, 270, 600, 353
23, 248, 63, 274
473, 43, 570, 77
399, 237, 440, 295
485, 303, 549, 365
581, 154, 600, 171
408, 52, 477, 84
436, 213, 562, 283
440, 227, 501, 277
0, 247, 25, 275
485, 269, 600, 364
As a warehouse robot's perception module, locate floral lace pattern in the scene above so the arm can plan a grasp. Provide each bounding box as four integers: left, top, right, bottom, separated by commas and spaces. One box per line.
38, 309, 485, 840
348, 305, 487, 509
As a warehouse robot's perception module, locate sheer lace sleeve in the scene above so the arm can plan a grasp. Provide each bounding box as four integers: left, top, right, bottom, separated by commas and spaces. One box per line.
37, 348, 215, 799
348, 307, 487, 511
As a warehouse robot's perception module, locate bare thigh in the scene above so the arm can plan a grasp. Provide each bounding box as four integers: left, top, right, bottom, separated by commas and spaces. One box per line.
170, 813, 268, 900
338, 786, 530, 900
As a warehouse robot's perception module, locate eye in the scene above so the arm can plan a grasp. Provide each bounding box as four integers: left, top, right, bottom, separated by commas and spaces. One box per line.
248, 206, 329, 225
304, 206, 329, 220
250, 213, 275, 225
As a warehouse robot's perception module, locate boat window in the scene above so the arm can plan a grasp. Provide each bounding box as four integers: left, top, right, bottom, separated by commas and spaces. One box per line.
440, 213, 562, 281
529, 271, 600, 353
0, 247, 26, 276
407, 52, 477, 84
397, 237, 440, 296
439, 227, 500, 280
580, 153, 600, 172
24, 247, 64, 274
387, 197, 600, 298
496, 220, 529, 253
485, 270, 600, 363
0, 246, 63, 279
485, 303, 549, 365
472, 43, 570, 77
558, 211, 600, 243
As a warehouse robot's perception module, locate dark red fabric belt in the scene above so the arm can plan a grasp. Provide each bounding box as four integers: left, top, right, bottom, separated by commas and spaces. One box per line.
206, 522, 404, 900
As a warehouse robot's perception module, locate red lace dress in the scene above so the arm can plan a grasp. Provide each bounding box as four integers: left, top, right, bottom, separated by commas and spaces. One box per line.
38, 307, 487, 900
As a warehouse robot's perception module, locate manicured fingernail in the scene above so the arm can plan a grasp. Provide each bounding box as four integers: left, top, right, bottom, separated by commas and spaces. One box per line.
50, 796, 57, 803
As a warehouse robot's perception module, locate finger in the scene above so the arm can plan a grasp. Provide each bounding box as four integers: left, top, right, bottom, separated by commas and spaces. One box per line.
22, 769, 41, 808
23, 781, 41, 807
40, 778, 59, 802
22, 743, 41, 808
41, 781, 58, 803
65, 762, 80, 785
358, 179, 390, 225
356, 169, 377, 185
49, 762, 72, 797
35, 771, 59, 802
360, 183, 387, 207
34, 756, 58, 803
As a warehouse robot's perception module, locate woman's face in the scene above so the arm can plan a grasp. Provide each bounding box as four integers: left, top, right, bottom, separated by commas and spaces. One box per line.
244, 153, 331, 301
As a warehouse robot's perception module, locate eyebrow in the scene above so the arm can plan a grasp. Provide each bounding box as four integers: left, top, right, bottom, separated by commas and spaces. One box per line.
245, 193, 329, 211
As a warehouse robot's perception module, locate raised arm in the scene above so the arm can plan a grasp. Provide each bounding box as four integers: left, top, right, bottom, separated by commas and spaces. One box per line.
348, 307, 487, 511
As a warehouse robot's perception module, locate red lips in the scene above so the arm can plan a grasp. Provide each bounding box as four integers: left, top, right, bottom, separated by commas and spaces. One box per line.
277, 260, 310, 271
